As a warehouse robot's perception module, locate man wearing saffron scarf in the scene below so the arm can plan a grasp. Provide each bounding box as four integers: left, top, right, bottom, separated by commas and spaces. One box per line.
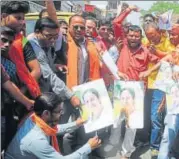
1, 1, 41, 98
1, 26, 35, 150
63, 15, 105, 157
5, 93, 101, 159
1, 65, 34, 151
67, 14, 100, 89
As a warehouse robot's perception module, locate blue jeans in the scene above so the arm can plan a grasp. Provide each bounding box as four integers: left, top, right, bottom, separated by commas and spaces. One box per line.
150, 89, 165, 150
158, 114, 179, 159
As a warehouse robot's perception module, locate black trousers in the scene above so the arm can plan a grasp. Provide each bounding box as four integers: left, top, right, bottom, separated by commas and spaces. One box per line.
57, 100, 79, 154
4, 102, 28, 150
62, 102, 111, 158
135, 89, 153, 143
4, 103, 18, 150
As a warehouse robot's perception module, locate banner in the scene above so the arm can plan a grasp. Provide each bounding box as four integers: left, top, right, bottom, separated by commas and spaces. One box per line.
158, 10, 173, 30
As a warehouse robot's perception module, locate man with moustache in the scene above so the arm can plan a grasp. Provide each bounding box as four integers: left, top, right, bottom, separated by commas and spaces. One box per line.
63, 15, 105, 158
111, 25, 160, 159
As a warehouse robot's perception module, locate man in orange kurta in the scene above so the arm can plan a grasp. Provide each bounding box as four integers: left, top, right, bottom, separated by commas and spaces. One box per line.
64, 15, 101, 156
66, 15, 100, 89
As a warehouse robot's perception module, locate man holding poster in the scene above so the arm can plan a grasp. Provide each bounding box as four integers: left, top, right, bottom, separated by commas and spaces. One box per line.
103, 25, 160, 159
110, 81, 144, 159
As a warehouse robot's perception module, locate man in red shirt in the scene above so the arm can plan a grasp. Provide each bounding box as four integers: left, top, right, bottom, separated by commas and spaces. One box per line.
113, 5, 139, 41
96, 20, 112, 51
117, 25, 160, 84
109, 25, 160, 159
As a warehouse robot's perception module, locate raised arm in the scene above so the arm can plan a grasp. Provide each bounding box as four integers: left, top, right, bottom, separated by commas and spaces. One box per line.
45, 0, 59, 27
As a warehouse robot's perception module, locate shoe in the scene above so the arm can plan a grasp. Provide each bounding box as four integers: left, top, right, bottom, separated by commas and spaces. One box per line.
151, 149, 159, 159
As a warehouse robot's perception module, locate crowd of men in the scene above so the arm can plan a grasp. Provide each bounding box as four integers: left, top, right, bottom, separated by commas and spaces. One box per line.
1, 1, 179, 159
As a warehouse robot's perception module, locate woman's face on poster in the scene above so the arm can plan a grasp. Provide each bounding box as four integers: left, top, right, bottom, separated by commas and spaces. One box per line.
83, 92, 101, 109
120, 90, 135, 107
83, 91, 103, 120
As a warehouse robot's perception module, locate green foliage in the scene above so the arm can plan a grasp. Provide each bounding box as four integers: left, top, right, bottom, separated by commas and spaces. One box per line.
141, 1, 179, 15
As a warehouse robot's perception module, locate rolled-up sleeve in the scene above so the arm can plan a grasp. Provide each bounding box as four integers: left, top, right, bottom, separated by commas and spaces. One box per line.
27, 138, 91, 159
57, 122, 79, 135
37, 50, 73, 100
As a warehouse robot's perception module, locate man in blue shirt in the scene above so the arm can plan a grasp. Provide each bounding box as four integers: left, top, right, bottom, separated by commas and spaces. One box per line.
5, 92, 101, 159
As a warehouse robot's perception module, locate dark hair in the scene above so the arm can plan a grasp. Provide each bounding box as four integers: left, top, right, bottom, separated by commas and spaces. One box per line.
85, 17, 97, 26
123, 22, 132, 27
143, 14, 155, 21
143, 22, 159, 33
59, 19, 68, 27
34, 92, 62, 116
39, 8, 48, 19
127, 25, 142, 36
82, 88, 100, 102
120, 88, 135, 99
98, 20, 110, 28
122, 2, 129, 8
1, 26, 15, 37
69, 14, 84, 25
1, 1, 29, 14
34, 17, 59, 32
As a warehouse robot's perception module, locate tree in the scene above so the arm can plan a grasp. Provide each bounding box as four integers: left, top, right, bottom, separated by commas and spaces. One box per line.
141, 1, 179, 15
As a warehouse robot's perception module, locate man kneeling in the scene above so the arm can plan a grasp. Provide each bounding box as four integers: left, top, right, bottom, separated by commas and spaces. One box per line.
5, 92, 101, 159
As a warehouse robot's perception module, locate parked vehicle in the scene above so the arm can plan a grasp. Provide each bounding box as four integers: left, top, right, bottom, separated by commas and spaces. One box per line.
25, 11, 74, 35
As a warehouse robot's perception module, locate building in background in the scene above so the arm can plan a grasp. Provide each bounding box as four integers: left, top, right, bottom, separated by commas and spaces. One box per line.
31, 1, 89, 12
106, 0, 120, 19
84, 4, 103, 19
29, 1, 45, 12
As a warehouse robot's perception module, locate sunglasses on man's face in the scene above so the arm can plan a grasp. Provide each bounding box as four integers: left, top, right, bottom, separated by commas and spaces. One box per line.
73, 25, 85, 31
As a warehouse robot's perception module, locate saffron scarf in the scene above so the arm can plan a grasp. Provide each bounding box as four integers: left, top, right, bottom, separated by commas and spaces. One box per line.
8, 33, 41, 98
67, 33, 100, 88
31, 113, 60, 152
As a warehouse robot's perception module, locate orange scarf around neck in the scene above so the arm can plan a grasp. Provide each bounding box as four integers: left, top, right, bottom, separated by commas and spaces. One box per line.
31, 113, 60, 152
67, 33, 100, 88
8, 33, 41, 98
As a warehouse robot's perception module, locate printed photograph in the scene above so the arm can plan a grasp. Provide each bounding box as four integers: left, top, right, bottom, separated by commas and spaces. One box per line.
166, 84, 179, 114
73, 79, 114, 133
154, 61, 179, 93
113, 81, 144, 129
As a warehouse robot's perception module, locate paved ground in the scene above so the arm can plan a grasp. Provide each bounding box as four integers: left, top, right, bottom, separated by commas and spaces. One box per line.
90, 146, 151, 159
